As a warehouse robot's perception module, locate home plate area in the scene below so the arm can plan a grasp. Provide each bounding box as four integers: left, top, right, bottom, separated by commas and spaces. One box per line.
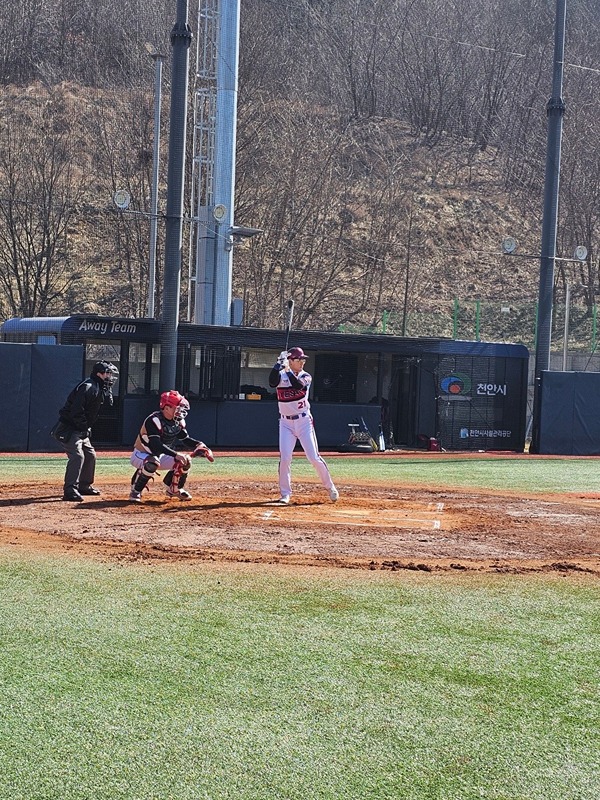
1, 480, 598, 572
260, 499, 444, 530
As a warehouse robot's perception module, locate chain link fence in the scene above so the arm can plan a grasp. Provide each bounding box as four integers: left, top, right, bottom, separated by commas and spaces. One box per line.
339, 299, 600, 357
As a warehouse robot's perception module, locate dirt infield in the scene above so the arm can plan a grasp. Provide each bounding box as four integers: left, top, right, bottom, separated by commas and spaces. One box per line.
1, 472, 599, 575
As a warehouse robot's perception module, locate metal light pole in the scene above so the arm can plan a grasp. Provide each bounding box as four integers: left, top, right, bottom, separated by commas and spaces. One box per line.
145, 45, 164, 319
530, 0, 567, 453
159, 0, 192, 391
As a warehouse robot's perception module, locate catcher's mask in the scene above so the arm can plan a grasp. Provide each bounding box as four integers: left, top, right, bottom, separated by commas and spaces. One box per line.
160, 390, 190, 420
92, 361, 119, 389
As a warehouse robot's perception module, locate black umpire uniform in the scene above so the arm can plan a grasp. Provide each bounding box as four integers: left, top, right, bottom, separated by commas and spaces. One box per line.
53, 361, 118, 501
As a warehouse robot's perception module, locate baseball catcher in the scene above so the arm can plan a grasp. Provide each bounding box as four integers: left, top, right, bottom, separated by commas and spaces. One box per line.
268, 346, 338, 504
129, 390, 214, 502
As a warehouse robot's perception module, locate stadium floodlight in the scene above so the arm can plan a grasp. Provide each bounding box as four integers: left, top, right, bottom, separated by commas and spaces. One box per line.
226, 225, 263, 250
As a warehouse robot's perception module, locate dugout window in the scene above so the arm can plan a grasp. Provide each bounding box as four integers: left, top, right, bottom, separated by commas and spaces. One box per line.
127, 343, 160, 394
85, 341, 121, 396
190, 345, 212, 398
355, 352, 392, 404
311, 351, 391, 405
313, 353, 357, 402
85, 340, 121, 444
238, 348, 279, 400
189, 344, 241, 399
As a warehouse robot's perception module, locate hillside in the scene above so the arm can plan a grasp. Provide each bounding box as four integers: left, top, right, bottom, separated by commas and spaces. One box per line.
0, 0, 597, 351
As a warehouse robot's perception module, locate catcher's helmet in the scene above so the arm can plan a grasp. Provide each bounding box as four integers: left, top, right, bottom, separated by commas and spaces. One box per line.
288, 347, 307, 360
160, 390, 190, 420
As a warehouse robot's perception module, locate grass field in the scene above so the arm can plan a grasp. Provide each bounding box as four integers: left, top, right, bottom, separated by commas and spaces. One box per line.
0, 455, 599, 799
1, 452, 600, 494
0, 553, 598, 800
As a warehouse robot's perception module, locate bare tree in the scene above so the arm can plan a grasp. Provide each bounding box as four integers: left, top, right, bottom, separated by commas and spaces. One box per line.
83, 84, 165, 318
0, 0, 597, 344
0, 92, 86, 317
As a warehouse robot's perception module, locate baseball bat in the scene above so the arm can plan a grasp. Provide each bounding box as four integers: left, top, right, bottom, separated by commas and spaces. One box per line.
378, 424, 386, 452
360, 416, 379, 451
284, 299, 294, 352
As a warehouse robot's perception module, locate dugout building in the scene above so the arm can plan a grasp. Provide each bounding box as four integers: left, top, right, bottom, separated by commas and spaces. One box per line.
1, 315, 528, 453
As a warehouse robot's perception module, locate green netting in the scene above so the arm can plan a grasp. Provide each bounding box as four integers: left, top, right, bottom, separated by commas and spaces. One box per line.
356, 301, 599, 353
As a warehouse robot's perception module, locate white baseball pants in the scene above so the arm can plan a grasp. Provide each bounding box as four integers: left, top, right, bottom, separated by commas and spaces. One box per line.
130, 449, 177, 472
278, 414, 335, 498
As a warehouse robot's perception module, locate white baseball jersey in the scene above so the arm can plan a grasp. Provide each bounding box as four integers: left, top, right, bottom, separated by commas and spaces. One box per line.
275, 368, 312, 418
272, 367, 336, 499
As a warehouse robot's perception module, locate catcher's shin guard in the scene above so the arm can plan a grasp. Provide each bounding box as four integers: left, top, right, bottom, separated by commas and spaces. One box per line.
131, 468, 149, 494
133, 470, 150, 492
133, 473, 151, 493
163, 469, 174, 487
133, 456, 159, 493
164, 459, 189, 492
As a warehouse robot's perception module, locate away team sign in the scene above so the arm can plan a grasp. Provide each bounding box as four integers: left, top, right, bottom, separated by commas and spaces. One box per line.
78, 319, 137, 335
60, 316, 160, 344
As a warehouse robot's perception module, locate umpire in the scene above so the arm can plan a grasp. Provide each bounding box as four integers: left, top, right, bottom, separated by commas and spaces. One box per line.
53, 361, 118, 501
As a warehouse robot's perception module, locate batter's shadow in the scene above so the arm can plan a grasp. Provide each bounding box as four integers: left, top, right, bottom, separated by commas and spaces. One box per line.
74, 498, 288, 511
161, 499, 287, 511
159, 499, 326, 512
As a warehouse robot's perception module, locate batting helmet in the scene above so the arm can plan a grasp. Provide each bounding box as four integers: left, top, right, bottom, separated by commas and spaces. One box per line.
288, 347, 307, 360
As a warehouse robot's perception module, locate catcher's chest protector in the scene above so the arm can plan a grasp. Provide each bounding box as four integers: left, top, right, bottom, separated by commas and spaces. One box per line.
137, 413, 186, 453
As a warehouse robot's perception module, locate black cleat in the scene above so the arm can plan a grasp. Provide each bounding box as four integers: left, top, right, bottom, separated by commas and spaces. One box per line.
62, 489, 83, 502
79, 486, 101, 496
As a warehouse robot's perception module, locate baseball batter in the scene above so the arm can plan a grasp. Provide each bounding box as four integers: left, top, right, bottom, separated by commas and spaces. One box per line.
268, 347, 339, 504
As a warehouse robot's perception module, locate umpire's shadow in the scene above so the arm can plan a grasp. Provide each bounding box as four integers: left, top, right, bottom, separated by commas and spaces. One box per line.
0, 496, 149, 508
0, 496, 65, 507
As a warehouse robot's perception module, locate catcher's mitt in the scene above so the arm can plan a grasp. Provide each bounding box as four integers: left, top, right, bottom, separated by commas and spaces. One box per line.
193, 442, 215, 463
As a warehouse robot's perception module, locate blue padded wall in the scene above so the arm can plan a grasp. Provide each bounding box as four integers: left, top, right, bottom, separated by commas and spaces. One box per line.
539, 370, 600, 455
0, 342, 83, 452
29, 344, 84, 452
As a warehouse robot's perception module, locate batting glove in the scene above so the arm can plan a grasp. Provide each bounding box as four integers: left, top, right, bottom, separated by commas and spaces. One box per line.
277, 350, 289, 365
